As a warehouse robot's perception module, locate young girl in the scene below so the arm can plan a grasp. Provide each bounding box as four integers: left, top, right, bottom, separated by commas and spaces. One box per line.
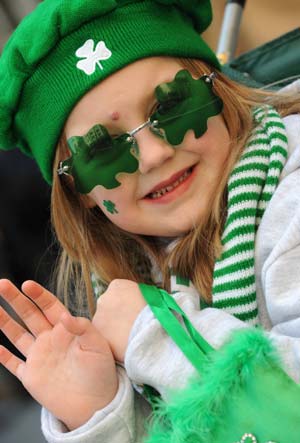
0, 1, 300, 442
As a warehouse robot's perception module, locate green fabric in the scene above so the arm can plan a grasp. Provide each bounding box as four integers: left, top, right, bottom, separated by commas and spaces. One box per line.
228, 28, 300, 89
0, 0, 219, 184
139, 284, 213, 372
139, 284, 300, 443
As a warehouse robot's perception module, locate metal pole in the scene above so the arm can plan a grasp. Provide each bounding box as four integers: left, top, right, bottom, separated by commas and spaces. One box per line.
0, 3, 13, 51
1, 0, 39, 25
217, 0, 246, 65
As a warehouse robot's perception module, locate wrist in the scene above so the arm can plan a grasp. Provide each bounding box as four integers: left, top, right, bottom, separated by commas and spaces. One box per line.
62, 379, 119, 431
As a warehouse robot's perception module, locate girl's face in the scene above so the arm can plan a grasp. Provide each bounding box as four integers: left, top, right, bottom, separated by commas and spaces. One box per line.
64, 57, 230, 237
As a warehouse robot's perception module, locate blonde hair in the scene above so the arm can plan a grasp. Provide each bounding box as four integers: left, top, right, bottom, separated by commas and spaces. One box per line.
51, 58, 300, 316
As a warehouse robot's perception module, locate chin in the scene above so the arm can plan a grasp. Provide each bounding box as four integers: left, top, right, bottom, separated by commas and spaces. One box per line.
116, 216, 197, 237
167, 219, 197, 237
151, 223, 194, 238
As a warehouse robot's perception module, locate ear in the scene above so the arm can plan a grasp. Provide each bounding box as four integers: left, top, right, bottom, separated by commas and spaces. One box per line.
80, 194, 97, 209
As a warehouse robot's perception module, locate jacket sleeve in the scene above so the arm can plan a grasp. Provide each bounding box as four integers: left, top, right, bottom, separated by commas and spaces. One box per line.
125, 292, 249, 400
125, 277, 300, 400
41, 366, 151, 443
254, 115, 300, 380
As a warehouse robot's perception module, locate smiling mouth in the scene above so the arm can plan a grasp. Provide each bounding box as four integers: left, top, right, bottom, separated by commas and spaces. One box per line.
145, 166, 194, 200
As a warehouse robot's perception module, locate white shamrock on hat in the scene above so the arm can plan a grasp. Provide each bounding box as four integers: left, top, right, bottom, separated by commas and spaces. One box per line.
76, 39, 112, 75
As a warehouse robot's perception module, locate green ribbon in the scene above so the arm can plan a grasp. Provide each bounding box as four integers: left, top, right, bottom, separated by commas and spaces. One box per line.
139, 283, 214, 373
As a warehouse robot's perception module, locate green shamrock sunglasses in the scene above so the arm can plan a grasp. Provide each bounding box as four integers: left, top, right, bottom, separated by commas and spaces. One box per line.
58, 70, 223, 194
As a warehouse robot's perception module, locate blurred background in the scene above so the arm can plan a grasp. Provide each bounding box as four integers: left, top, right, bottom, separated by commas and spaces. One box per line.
204, 0, 300, 55
1, 2, 56, 441
1, 0, 300, 53
0, 0, 299, 441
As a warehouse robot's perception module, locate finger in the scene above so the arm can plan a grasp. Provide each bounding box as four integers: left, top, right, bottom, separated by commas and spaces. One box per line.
0, 279, 52, 337
0, 307, 34, 357
0, 345, 25, 382
21, 280, 69, 326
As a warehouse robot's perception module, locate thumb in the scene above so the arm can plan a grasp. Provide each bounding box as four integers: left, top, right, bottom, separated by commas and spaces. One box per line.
60, 312, 90, 336
60, 313, 113, 355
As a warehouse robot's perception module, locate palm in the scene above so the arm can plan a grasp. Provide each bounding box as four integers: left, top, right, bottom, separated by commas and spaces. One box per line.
0, 280, 118, 430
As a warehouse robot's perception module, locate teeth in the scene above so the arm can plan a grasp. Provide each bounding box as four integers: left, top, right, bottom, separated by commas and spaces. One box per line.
149, 169, 192, 199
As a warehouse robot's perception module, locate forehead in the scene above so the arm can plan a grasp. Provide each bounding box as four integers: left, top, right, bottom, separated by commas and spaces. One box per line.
64, 57, 183, 137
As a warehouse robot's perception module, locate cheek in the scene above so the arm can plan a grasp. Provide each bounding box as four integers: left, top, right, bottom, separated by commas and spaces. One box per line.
183, 119, 230, 162
88, 181, 133, 217
178, 129, 211, 159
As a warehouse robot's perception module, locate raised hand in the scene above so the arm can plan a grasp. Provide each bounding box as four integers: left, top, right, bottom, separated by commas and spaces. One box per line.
0, 279, 118, 431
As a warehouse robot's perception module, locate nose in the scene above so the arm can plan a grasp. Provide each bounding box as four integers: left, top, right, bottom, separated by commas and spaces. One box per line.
134, 129, 175, 174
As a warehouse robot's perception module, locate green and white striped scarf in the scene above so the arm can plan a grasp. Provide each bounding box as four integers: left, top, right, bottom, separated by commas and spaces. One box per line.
171, 106, 288, 325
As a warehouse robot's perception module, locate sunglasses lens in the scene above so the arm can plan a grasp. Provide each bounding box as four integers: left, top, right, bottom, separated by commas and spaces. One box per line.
64, 126, 139, 194
150, 70, 223, 146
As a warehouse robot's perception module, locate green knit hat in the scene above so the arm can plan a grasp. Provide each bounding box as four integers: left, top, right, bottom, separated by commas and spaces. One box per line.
0, 0, 219, 184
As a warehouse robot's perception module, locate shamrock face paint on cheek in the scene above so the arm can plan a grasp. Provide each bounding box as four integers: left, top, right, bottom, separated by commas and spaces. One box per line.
103, 200, 119, 214
150, 70, 223, 145
61, 124, 139, 194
